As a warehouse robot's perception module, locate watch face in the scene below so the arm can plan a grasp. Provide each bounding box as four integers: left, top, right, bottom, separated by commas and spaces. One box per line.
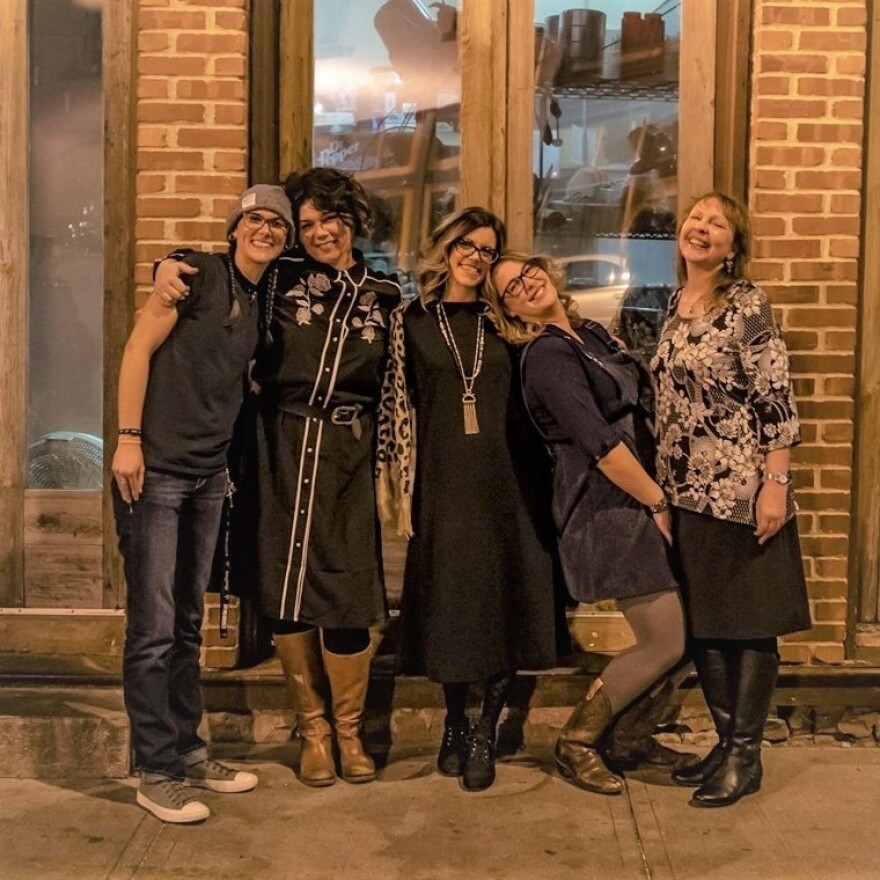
772, 473, 791, 485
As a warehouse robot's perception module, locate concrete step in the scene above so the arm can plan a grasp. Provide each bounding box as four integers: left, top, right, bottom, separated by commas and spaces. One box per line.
0, 685, 129, 778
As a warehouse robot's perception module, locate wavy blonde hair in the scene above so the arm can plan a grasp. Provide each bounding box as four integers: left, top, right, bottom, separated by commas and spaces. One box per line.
416, 206, 506, 307
487, 252, 583, 345
677, 191, 752, 310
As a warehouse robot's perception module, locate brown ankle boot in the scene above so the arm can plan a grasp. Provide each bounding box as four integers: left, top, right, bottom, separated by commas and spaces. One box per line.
323, 643, 376, 784
556, 681, 624, 795
274, 631, 336, 787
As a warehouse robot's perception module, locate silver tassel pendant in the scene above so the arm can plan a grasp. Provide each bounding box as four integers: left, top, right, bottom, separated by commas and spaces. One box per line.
462, 393, 479, 435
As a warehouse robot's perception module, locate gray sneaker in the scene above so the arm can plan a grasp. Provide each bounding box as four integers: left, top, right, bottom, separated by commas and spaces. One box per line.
137, 777, 210, 824
185, 758, 258, 793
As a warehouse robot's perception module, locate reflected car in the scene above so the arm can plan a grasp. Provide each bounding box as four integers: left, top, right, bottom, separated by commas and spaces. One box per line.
559, 255, 632, 329
560, 254, 673, 357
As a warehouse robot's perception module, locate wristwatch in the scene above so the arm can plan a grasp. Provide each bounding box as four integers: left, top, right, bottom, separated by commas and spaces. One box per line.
764, 471, 792, 486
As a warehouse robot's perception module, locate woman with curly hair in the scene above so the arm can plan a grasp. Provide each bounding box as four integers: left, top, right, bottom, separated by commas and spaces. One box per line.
154, 168, 401, 789
489, 252, 686, 797
377, 207, 558, 792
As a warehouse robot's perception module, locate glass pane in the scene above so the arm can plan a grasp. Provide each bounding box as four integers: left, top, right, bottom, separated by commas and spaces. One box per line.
312, 0, 462, 296
533, 0, 680, 360
27, 0, 104, 488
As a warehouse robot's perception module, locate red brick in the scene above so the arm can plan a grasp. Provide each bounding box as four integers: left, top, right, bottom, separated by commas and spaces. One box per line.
791, 260, 859, 281
138, 150, 206, 171
139, 10, 207, 30
754, 169, 788, 189
778, 643, 813, 664
837, 7, 867, 26
826, 284, 858, 305
139, 55, 208, 77
214, 56, 246, 76
791, 377, 816, 397
215, 9, 247, 30
755, 145, 826, 167
138, 102, 207, 124
754, 76, 792, 96
757, 31, 794, 52
174, 175, 245, 195
829, 238, 860, 259
754, 240, 822, 259
791, 216, 860, 235
137, 196, 203, 218
825, 330, 857, 350
796, 122, 863, 143
830, 147, 863, 168
754, 192, 824, 213
762, 5, 831, 27
173, 221, 229, 242
797, 77, 865, 98
785, 623, 846, 642
137, 128, 169, 148
753, 121, 790, 140
832, 99, 865, 120
750, 261, 786, 281
783, 330, 820, 350
794, 446, 855, 467
213, 152, 247, 172
137, 175, 167, 195
823, 377, 855, 396
794, 170, 862, 190
138, 78, 170, 99
176, 33, 246, 54
177, 128, 247, 149
814, 558, 850, 580
759, 54, 829, 75
795, 394, 855, 416
214, 104, 246, 125
799, 31, 866, 53
808, 581, 848, 600
138, 31, 170, 53
797, 489, 851, 511
836, 55, 866, 75
817, 471, 852, 491
756, 98, 828, 118
752, 216, 787, 236
136, 219, 166, 238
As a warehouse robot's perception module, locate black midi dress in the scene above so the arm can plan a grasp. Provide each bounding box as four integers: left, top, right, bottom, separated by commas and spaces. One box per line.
397, 301, 558, 682
520, 323, 677, 605
243, 250, 401, 628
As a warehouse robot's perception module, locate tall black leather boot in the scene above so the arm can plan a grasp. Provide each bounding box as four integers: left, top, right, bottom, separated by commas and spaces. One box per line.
604, 678, 699, 772
691, 648, 779, 807
673, 643, 735, 787
461, 672, 510, 792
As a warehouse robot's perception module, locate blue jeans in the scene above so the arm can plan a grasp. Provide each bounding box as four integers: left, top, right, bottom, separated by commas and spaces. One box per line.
113, 469, 228, 778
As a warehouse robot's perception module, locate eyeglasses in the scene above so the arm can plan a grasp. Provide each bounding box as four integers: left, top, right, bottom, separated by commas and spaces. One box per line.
453, 237, 499, 264
242, 211, 289, 236
501, 261, 542, 299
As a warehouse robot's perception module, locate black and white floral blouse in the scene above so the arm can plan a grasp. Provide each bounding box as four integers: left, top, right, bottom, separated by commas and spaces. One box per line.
650, 280, 800, 526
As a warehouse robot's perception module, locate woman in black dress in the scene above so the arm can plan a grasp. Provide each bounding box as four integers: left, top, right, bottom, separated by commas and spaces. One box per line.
489, 252, 685, 796
652, 192, 809, 807
376, 208, 557, 792
154, 169, 401, 789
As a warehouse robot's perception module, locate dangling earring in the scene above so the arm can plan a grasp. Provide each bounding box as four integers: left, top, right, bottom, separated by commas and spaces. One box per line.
724, 255, 735, 275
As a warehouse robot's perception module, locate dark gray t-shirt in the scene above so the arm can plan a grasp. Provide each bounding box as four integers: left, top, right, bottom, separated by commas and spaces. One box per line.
141, 252, 260, 476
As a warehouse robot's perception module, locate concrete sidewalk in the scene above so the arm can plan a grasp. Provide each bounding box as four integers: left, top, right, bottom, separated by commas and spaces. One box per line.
2, 745, 879, 880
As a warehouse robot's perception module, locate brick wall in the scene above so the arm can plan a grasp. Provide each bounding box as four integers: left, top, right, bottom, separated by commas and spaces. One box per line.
750, 0, 866, 664
135, 0, 249, 306
130, 0, 871, 668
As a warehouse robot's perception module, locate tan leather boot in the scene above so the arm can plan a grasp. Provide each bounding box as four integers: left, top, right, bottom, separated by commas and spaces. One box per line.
323, 643, 376, 784
274, 630, 336, 787
555, 679, 624, 795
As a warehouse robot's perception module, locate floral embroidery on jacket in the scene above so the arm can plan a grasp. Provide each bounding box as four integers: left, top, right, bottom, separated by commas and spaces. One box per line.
650, 281, 800, 526
354, 290, 386, 343
282, 272, 332, 326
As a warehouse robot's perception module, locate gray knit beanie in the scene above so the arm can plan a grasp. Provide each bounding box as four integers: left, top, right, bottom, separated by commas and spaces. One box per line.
226, 184, 294, 248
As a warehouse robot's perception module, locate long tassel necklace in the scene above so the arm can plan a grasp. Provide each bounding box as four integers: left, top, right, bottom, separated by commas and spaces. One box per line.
436, 302, 485, 435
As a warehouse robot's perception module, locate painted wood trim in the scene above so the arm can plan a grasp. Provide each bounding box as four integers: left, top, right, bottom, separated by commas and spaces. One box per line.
849, 0, 880, 640
714, 0, 751, 202
678, 0, 717, 206
103, 0, 137, 610
279, 0, 314, 176
0, 0, 28, 607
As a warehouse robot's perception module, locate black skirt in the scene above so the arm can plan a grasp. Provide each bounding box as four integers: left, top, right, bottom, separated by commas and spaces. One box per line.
672, 508, 810, 640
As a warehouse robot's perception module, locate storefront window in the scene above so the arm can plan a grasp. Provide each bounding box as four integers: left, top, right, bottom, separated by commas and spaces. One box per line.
532, 0, 680, 359
312, 0, 461, 293
27, 0, 103, 489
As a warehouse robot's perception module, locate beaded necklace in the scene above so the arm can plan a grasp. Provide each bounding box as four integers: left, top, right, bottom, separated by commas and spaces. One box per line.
436, 302, 485, 435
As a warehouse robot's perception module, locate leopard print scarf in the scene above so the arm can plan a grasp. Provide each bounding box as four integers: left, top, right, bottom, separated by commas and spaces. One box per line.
375, 299, 417, 537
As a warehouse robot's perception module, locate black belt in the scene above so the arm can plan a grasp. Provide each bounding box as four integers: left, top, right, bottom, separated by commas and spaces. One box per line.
280, 402, 368, 440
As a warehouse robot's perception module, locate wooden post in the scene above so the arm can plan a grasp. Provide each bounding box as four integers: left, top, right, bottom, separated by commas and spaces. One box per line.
0, 0, 27, 606
280, 0, 314, 176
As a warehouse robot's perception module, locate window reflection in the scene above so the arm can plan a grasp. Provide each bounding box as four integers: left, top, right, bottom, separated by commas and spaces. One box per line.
533, 0, 680, 359
28, 0, 103, 488
313, 0, 461, 293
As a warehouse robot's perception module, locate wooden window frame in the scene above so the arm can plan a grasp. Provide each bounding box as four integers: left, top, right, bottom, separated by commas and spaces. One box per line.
0, 0, 134, 672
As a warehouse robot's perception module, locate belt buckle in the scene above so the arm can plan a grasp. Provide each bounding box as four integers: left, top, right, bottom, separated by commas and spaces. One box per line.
330, 405, 359, 426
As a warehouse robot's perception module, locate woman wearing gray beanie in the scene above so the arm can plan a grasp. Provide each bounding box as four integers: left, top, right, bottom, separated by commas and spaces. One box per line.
112, 184, 292, 823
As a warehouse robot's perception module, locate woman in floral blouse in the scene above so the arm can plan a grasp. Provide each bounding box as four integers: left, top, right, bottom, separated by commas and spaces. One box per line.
651, 191, 810, 807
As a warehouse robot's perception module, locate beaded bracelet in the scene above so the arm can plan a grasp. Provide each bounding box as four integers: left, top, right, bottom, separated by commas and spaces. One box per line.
118, 428, 142, 436
646, 496, 669, 515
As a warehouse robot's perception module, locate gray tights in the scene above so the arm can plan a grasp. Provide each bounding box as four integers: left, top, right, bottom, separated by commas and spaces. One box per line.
600, 589, 686, 715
